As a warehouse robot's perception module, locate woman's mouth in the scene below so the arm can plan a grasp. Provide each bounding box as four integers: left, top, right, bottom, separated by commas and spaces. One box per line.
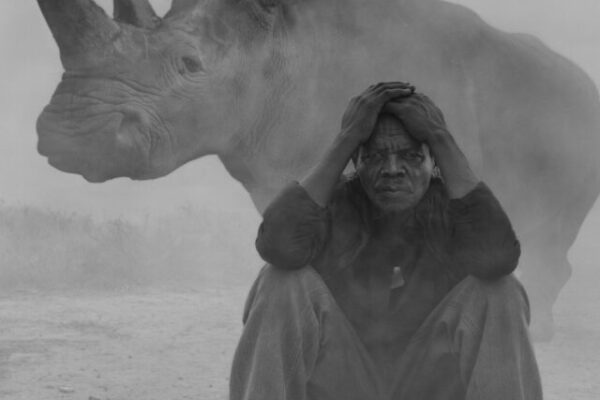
376, 185, 412, 194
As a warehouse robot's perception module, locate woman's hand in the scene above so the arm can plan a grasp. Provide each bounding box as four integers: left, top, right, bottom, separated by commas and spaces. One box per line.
299, 81, 414, 207
383, 93, 448, 143
385, 92, 480, 198
340, 82, 415, 145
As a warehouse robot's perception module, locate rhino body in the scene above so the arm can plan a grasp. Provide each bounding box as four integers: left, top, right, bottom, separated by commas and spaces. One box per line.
37, 0, 600, 337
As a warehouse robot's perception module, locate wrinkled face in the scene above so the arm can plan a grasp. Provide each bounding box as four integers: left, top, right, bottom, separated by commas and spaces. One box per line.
356, 114, 434, 212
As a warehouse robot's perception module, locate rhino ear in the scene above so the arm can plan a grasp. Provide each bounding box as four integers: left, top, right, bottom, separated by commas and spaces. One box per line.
113, 0, 160, 29
257, 0, 303, 10
254, 0, 309, 21
165, 0, 305, 45
222, 0, 307, 38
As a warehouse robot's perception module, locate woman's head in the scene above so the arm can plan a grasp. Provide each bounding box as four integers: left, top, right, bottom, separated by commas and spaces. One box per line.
354, 112, 435, 213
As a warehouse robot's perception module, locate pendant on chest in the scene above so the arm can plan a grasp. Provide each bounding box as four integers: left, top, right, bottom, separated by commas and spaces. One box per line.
391, 266, 405, 289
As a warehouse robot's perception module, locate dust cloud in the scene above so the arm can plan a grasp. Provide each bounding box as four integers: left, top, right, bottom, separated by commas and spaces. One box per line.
0, 1, 599, 399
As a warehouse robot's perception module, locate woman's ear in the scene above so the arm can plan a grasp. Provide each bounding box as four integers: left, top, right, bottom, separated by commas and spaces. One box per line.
430, 156, 442, 181
343, 146, 361, 177
343, 160, 356, 176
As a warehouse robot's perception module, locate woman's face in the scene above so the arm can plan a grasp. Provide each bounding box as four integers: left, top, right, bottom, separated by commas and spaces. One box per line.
356, 114, 434, 213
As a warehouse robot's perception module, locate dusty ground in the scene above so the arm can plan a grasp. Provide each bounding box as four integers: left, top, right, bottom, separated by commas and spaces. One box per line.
1, 263, 598, 400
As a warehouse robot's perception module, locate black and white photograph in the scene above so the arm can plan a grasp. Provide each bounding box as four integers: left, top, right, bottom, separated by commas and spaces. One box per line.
1, 1, 599, 399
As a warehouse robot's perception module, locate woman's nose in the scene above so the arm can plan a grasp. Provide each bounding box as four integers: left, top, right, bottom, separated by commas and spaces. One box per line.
381, 154, 406, 177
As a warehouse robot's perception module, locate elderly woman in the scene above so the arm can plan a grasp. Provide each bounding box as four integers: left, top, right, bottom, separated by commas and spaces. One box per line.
230, 82, 543, 400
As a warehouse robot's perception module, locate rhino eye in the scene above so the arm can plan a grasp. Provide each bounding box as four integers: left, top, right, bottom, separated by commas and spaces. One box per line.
181, 56, 205, 74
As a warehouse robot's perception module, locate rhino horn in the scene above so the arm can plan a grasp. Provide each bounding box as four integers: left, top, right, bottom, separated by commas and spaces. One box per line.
38, 0, 120, 68
165, 0, 201, 19
114, 0, 160, 29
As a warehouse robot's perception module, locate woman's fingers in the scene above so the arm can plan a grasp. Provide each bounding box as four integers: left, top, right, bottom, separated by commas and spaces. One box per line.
372, 82, 414, 94
382, 101, 404, 114
382, 101, 417, 116
343, 81, 416, 131
363, 82, 414, 98
372, 81, 413, 89
382, 87, 415, 102
373, 83, 415, 104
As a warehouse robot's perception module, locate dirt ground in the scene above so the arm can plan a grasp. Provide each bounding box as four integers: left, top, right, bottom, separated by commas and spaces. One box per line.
1, 263, 598, 400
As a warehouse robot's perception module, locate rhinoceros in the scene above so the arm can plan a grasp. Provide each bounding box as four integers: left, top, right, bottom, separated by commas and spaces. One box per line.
36, 0, 600, 339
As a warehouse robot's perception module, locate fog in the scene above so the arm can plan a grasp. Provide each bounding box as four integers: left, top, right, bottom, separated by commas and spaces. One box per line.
1, 0, 599, 248
446, 2, 600, 274
0, 1, 599, 399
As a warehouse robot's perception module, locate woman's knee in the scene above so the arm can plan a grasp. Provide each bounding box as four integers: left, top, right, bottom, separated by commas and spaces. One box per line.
467, 274, 531, 322
256, 264, 326, 296
243, 264, 330, 321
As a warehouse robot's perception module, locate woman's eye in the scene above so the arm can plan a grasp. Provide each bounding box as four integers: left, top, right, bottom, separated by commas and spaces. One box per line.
361, 153, 377, 162
406, 152, 423, 161
371, 153, 384, 162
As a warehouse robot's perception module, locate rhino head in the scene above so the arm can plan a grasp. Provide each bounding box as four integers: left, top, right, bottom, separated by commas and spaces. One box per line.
36, 0, 600, 218
37, 0, 316, 187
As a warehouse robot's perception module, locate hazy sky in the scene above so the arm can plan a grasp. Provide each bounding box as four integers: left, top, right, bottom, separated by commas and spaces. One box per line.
0, 0, 599, 261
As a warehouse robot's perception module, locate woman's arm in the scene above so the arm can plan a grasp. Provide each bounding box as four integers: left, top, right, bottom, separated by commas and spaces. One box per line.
383, 94, 478, 198
255, 183, 330, 269
427, 130, 479, 199
257, 82, 415, 269
447, 183, 521, 279
384, 95, 518, 278
302, 82, 415, 205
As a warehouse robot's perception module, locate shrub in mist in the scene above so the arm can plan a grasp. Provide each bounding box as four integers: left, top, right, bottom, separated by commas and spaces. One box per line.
0, 202, 260, 291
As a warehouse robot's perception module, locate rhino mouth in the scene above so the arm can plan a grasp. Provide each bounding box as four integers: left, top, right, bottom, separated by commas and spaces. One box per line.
36, 89, 158, 182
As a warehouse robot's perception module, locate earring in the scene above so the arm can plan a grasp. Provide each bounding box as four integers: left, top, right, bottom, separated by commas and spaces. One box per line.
432, 165, 442, 180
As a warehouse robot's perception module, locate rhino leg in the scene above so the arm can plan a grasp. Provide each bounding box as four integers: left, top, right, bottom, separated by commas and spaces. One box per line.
518, 180, 600, 341
519, 246, 570, 342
